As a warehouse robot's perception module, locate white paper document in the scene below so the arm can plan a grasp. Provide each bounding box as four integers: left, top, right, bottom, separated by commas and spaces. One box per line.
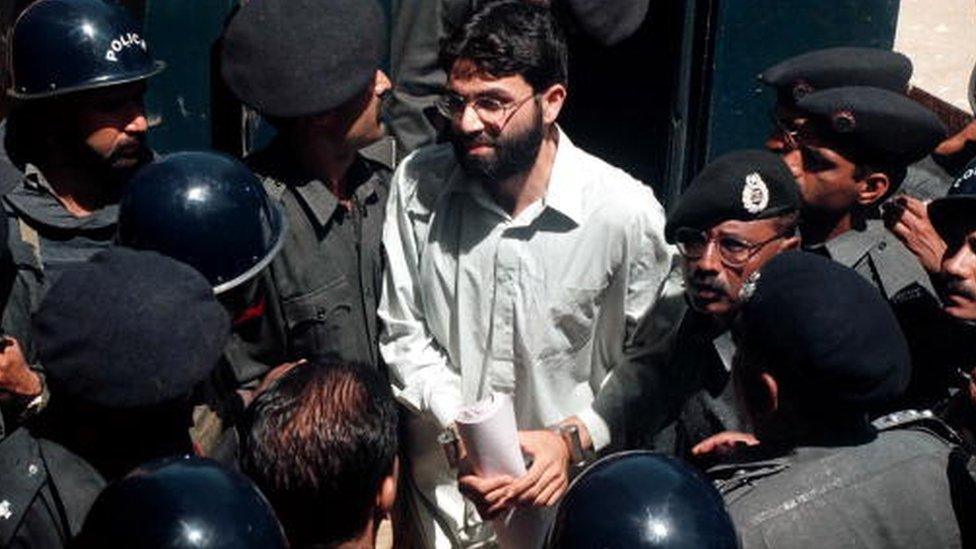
455, 393, 550, 549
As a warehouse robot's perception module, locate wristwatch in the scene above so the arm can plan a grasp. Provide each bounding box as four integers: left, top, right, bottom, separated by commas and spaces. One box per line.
551, 423, 592, 475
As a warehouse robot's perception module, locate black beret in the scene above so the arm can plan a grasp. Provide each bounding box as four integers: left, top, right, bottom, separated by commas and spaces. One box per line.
795, 86, 946, 166
35, 247, 229, 409
740, 251, 910, 411
760, 47, 912, 106
930, 157, 976, 238
220, 0, 385, 118
665, 150, 799, 242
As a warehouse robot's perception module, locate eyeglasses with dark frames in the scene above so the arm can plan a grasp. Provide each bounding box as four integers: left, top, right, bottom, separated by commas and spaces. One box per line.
674, 227, 790, 268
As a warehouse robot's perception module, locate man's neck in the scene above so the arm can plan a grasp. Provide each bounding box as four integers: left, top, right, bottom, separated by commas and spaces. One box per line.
332, 519, 376, 549
293, 135, 357, 201
486, 127, 559, 218
37, 164, 120, 217
800, 209, 855, 246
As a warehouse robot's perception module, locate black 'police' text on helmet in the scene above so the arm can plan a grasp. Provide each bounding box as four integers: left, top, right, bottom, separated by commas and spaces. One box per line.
7, 0, 165, 99
547, 451, 740, 549
117, 151, 286, 295
76, 456, 288, 548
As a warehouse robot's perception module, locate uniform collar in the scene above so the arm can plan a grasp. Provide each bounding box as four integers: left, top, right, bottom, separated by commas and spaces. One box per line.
259, 143, 382, 229
4, 164, 118, 231
822, 219, 885, 267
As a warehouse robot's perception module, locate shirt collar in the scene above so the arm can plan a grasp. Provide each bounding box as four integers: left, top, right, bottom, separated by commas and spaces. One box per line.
541, 127, 585, 225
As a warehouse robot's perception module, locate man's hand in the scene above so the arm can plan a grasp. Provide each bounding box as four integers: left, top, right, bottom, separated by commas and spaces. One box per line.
0, 337, 41, 400
238, 359, 308, 408
691, 431, 759, 458
883, 195, 947, 274
458, 471, 516, 520
507, 430, 570, 508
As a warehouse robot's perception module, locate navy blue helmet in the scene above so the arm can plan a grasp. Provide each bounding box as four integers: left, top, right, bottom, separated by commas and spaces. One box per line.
547, 451, 739, 549
117, 151, 286, 294
77, 456, 288, 548
7, 0, 164, 99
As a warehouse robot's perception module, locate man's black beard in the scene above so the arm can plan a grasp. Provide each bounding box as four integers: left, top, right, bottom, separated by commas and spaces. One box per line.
451, 108, 545, 183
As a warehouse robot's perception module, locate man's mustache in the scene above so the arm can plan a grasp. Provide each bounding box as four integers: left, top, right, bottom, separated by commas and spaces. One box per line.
944, 279, 976, 301
689, 275, 731, 296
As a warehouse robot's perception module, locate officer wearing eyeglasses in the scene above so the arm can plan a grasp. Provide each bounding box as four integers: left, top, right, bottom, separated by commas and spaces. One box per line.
592, 149, 800, 460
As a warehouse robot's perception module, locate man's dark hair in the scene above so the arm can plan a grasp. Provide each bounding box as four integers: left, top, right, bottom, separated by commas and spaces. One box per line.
241, 362, 399, 547
439, 0, 568, 92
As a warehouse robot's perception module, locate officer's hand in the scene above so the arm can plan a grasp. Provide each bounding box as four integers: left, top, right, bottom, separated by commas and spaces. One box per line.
691, 431, 759, 458
0, 337, 41, 399
507, 430, 570, 508
883, 195, 947, 274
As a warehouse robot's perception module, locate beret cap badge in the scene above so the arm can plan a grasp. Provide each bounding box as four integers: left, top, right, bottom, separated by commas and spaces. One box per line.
742, 172, 770, 215
740, 271, 761, 302
831, 110, 857, 133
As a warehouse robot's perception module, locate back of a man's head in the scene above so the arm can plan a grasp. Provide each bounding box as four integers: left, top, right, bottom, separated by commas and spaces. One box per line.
439, 0, 568, 92
241, 362, 399, 547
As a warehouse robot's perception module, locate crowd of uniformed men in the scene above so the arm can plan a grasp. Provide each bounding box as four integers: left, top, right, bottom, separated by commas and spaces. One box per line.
2, 0, 976, 547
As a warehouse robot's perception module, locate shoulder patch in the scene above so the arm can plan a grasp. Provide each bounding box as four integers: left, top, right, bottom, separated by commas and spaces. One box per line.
873, 409, 964, 446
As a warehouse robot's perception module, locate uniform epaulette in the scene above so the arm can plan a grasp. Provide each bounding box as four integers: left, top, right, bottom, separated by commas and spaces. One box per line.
709, 458, 790, 495
872, 409, 964, 446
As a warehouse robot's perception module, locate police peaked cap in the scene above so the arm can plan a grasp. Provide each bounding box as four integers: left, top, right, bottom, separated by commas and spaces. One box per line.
930, 157, 976, 238
221, 0, 386, 118
665, 149, 800, 242
35, 248, 229, 409
740, 251, 911, 411
760, 47, 912, 106
795, 86, 946, 167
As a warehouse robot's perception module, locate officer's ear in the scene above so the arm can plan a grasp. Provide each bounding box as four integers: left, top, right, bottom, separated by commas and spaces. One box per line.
376, 456, 399, 516
760, 372, 779, 414
855, 171, 890, 207
778, 234, 801, 252
539, 83, 567, 126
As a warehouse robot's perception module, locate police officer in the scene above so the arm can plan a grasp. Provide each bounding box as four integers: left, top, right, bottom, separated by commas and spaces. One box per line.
220, 0, 391, 373
0, 416, 105, 548
31, 248, 228, 480
116, 151, 290, 456
710, 251, 976, 548
760, 47, 954, 202
546, 451, 738, 548
767, 85, 956, 411
0, 0, 164, 403
592, 150, 800, 456
921, 161, 976, 446
77, 456, 287, 548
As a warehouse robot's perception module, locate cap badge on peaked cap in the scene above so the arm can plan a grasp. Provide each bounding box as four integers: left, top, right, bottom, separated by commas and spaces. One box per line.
831, 109, 857, 133
742, 172, 770, 215
792, 80, 815, 102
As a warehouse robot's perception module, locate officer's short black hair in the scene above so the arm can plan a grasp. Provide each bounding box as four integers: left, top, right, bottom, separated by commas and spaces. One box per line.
439, 0, 568, 92
241, 362, 399, 547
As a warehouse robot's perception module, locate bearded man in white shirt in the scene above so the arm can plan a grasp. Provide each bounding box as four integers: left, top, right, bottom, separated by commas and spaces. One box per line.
379, 2, 675, 546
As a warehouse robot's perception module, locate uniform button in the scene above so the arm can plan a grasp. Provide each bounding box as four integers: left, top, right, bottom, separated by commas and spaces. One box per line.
27, 464, 38, 476
877, 241, 887, 251
316, 308, 327, 320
